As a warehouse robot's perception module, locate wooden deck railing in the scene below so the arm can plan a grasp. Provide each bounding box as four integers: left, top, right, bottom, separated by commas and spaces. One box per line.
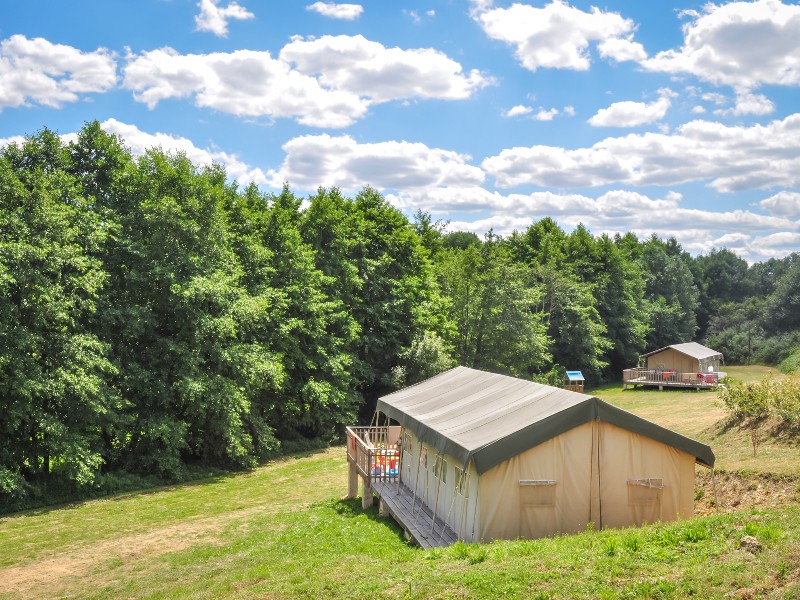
623, 367, 726, 387
345, 425, 402, 484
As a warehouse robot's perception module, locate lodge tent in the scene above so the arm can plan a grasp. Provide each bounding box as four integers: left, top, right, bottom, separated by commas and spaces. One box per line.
376, 366, 714, 543
641, 342, 724, 374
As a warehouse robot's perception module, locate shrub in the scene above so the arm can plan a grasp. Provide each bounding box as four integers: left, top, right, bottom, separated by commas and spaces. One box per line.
719, 374, 800, 429
779, 345, 800, 374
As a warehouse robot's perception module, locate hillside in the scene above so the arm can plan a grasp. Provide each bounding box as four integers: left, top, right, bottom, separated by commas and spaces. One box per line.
1, 368, 799, 599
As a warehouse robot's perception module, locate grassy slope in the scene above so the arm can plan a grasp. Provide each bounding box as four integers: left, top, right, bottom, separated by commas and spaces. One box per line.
1, 366, 799, 599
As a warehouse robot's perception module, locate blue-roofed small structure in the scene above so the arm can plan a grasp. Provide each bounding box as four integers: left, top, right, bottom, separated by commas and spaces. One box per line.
565, 370, 585, 392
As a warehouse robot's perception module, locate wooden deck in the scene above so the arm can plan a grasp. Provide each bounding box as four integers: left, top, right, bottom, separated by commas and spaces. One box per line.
622, 368, 726, 390
372, 480, 458, 549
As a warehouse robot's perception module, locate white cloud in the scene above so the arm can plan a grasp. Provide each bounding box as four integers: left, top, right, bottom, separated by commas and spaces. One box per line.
597, 36, 647, 63
759, 191, 800, 217
100, 118, 268, 184
474, 0, 638, 71
505, 104, 532, 117
728, 91, 775, 116
588, 95, 671, 127
306, 2, 363, 20
643, 0, 800, 90
280, 35, 489, 103
563, 105, 576, 116
266, 134, 486, 191
505, 105, 560, 120
389, 186, 799, 262
0, 35, 116, 110
534, 107, 559, 121
194, 0, 254, 37
483, 113, 800, 192
123, 36, 488, 128
747, 232, 800, 259
702, 92, 728, 105
691, 105, 706, 114
123, 47, 367, 128
0, 134, 27, 149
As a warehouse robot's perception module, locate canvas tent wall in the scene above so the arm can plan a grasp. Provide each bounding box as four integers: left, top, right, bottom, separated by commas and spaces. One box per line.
377, 366, 714, 542
641, 342, 723, 373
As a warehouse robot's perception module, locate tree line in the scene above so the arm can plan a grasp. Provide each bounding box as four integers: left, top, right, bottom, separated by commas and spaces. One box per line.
1, 122, 798, 506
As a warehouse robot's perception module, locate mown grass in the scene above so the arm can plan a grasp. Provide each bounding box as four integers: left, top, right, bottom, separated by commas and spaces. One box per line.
2, 446, 799, 599
2, 365, 799, 599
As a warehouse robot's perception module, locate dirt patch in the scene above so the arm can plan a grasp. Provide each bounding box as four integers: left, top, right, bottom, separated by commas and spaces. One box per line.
695, 470, 800, 516
0, 520, 222, 596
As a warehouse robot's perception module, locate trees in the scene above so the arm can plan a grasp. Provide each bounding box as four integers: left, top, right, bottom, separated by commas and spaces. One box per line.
508, 220, 616, 382
437, 234, 550, 377
302, 188, 450, 410
639, 236, 699, 349
0, 130, 116, 496
694, 248, 751, 339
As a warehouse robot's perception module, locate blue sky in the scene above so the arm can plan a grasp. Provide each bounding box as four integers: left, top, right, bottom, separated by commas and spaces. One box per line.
2, 0, 800, 262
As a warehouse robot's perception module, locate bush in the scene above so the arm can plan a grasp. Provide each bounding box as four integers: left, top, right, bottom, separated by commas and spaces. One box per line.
719, 375, 800, 428
779, 345, 800, 374
719, 378, 770, 420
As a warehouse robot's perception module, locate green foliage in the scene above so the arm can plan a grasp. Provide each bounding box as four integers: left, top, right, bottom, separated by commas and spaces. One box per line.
639, 236, 699, 348
1, 125, 434, 500
0, 128, 117, 496
720, 375, 800, 426
438, 234, 550, 377
779, 345, 800, 373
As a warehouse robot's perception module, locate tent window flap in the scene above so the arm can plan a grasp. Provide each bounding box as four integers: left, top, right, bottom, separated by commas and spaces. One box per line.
519, 479, 557, 506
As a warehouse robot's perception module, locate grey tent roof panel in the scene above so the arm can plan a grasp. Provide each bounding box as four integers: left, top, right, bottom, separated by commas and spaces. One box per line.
376, 366, 715, 474
641, 342, 723, 361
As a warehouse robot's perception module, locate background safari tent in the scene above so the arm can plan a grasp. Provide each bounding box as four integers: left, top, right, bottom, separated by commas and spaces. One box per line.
346, 367, 714, 547
623, 342, 726, 389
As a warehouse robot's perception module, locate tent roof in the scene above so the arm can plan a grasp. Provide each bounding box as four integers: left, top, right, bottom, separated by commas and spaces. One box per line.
641, 342, 723, 361
566, 370, 585, 381
376, 366, 714, 474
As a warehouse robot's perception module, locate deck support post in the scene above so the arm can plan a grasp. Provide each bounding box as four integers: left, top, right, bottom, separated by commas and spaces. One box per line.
362, 477, 374, 509
379, 498, 389, 517
347, 460, 358, 499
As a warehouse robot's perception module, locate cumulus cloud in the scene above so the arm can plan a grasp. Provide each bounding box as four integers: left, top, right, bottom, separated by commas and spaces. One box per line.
266, 133, 486, 191
505, 105, 562, 120
389, 186, 799, 261
306, 2, 363, 20
280, 35, 489, 103
123, 47, 367, 128
597, 36, 647, 63
643, 0, 800, 90
195, 0, 254, 37
483, 113, 800, 192
588, 95, 671, 127
0, 34, 116, 110
759, 191, 800, 217
533, 107, 559, 121
100, 118, 268, 184
726, 91, 775, 116
474, 0, 639, 71
505, 104, 532, 117
748, 232, 800, 259
123, 36, 488, 128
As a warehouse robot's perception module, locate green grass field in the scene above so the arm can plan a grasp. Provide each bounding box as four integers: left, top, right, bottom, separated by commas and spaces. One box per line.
1, 366, 799, 599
